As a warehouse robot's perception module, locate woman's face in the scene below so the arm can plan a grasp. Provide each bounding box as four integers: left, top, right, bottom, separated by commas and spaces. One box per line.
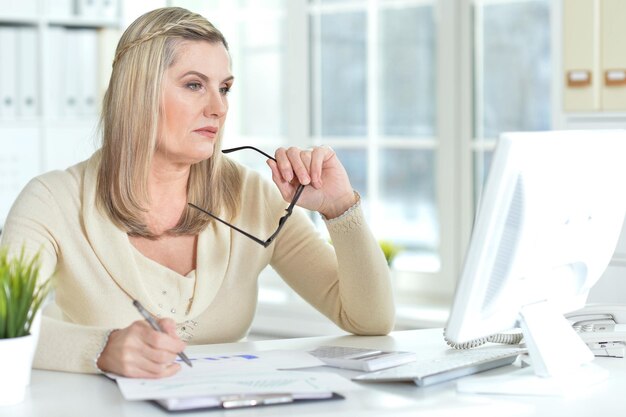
157, 40, 233, 166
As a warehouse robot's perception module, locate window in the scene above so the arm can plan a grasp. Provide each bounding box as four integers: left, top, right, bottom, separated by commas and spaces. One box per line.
171, 0, 289, 177
309, 0, 440, 275
169, 0, 553, 326
472, 0, 552, 201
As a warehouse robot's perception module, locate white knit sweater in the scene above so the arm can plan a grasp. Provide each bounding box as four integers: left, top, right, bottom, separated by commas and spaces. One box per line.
0, 152, 395, 373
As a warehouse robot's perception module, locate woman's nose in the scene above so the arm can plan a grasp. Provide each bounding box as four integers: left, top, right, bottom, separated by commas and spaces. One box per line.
203, 90, 227, 118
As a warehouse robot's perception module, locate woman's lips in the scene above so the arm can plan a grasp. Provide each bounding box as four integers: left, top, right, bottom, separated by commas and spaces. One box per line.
193, 126, 218, 138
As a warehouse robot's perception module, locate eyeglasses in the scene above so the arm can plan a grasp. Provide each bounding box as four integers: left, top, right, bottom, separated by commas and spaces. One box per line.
188, 146, 306, 248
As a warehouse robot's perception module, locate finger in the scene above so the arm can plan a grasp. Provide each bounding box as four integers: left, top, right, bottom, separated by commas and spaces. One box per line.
150, 362, 181, 379
274, 147, 293, 182
101, 330, 181, 378
141, 343, 181, 365
133, 356, 182, 379
144, 325, 187, 354
286, 147, 310, 185
267, 159, 295, 202
158, 317, 178, 338
309, 146, 329, 189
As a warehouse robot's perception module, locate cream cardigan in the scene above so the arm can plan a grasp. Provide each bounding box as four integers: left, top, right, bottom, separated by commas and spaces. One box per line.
0, 152, 395, 373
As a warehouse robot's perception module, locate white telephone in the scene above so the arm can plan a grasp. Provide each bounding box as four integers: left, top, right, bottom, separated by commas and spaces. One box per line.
444, 304, 626, 357
565, 304, 626, 358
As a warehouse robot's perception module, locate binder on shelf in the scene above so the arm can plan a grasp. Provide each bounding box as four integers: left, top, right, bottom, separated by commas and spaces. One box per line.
99, 0, 119, 20
17, 27, 38, 119
3, 0, 37, 17
45, 27, 65, 120
76, 0, 99, 18
0, 27, 18, 120
77, 29, 99, 117
600, 0, 626, 111
44, 0, 74, 19
18, 0, 38, 17
0, 0, 37, 18
98, 28, 119, 98
63, 29, 81, 118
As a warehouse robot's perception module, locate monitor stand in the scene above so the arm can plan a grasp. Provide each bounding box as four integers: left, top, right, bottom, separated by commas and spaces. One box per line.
456, 300, 608, 396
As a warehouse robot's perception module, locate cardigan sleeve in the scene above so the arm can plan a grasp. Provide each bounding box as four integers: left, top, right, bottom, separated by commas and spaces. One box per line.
1, 176, 112, 373
35, 313, 111, 373
270, 196, 396, 335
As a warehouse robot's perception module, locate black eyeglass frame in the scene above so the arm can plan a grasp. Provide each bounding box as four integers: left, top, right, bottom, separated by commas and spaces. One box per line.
188, 146, 306, 248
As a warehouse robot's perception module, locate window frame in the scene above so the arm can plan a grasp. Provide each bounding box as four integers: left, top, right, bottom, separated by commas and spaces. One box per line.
168, 0, 554, 328
305, 0, 467, 304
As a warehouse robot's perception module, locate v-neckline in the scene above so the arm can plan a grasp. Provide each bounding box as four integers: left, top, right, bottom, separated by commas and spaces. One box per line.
81, 152, 233, 320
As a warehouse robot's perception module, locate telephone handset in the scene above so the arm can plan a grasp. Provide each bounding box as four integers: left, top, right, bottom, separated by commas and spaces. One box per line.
565, 304, 626, 358
443, 304, 626, 357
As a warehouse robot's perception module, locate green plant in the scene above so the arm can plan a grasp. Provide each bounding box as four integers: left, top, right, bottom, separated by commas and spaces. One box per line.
327, 238, 401, 267
0, 247, 52, 339
379, 240, 401, 267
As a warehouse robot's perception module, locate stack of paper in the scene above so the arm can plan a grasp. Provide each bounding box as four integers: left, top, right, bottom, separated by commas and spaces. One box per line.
113, 350, 361, 411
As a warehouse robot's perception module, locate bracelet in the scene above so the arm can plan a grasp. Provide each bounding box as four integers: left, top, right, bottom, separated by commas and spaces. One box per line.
94, 329, 116, 373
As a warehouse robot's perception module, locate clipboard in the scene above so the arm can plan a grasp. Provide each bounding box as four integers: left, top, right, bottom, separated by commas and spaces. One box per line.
153, 391, 344, 412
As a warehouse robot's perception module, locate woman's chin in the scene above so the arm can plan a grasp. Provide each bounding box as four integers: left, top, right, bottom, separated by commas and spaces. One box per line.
192, 145, 215, 162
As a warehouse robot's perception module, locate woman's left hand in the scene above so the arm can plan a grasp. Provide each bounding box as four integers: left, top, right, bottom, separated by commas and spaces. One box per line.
267, 146, 357, 219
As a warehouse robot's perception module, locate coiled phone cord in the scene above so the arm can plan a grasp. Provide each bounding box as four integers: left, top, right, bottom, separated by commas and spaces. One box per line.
443, 329, 524, 349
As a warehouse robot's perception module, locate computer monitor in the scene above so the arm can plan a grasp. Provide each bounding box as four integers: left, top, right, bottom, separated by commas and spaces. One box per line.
445, 130, 626, 394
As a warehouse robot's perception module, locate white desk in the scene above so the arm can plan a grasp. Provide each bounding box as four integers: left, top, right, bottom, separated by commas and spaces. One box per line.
7, 329, 626, 417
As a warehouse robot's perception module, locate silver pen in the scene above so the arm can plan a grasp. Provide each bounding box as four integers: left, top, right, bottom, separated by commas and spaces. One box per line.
132, 299, 193, 367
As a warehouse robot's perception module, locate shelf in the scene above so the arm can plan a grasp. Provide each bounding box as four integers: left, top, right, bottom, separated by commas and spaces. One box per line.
559, 112, 626, 130
47, 17, 119, 29
0, 4, 122, 225
0, 15, 39, 25
0, 120, 41, 129
562, 112, 626, 122
0, 14, 119, 29
43, 117, 100, 127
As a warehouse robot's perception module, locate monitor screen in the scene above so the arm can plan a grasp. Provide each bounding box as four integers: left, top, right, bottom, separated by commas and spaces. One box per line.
445, 130, 626, 382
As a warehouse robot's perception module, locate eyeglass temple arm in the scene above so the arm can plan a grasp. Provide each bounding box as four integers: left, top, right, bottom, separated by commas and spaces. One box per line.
263, 184, 307, 245
286, 184, 305, 213
222, 146, 276, 161
222, 148, 306, 208
195, 147, 307, 247
187, 203, 268, 246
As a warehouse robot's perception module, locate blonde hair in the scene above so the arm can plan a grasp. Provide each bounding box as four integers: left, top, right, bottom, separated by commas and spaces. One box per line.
97, 7, 241, 238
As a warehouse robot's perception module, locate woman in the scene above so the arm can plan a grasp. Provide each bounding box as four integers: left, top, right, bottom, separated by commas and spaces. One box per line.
0, 7, 394, 378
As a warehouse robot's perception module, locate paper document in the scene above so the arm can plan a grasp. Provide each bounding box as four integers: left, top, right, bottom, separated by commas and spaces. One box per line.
175, 349, 326, 370
118, 369, 359, 401
114, 350, 360, 401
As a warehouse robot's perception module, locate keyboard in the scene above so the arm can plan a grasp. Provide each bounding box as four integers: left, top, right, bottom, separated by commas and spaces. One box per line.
352, 346, 527, 387
309, 346, 417, 372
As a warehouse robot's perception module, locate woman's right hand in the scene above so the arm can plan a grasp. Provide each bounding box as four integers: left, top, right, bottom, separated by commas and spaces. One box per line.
96, 318, 187, 378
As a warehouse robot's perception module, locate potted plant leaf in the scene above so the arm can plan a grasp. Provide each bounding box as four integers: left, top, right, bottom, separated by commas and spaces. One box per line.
378, 240, 400, 267
0, 247, 53, 406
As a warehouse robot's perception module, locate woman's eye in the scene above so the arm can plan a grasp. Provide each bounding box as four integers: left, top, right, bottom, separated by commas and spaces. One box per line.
219, 86, 231, 95
187, 82, 202, 91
